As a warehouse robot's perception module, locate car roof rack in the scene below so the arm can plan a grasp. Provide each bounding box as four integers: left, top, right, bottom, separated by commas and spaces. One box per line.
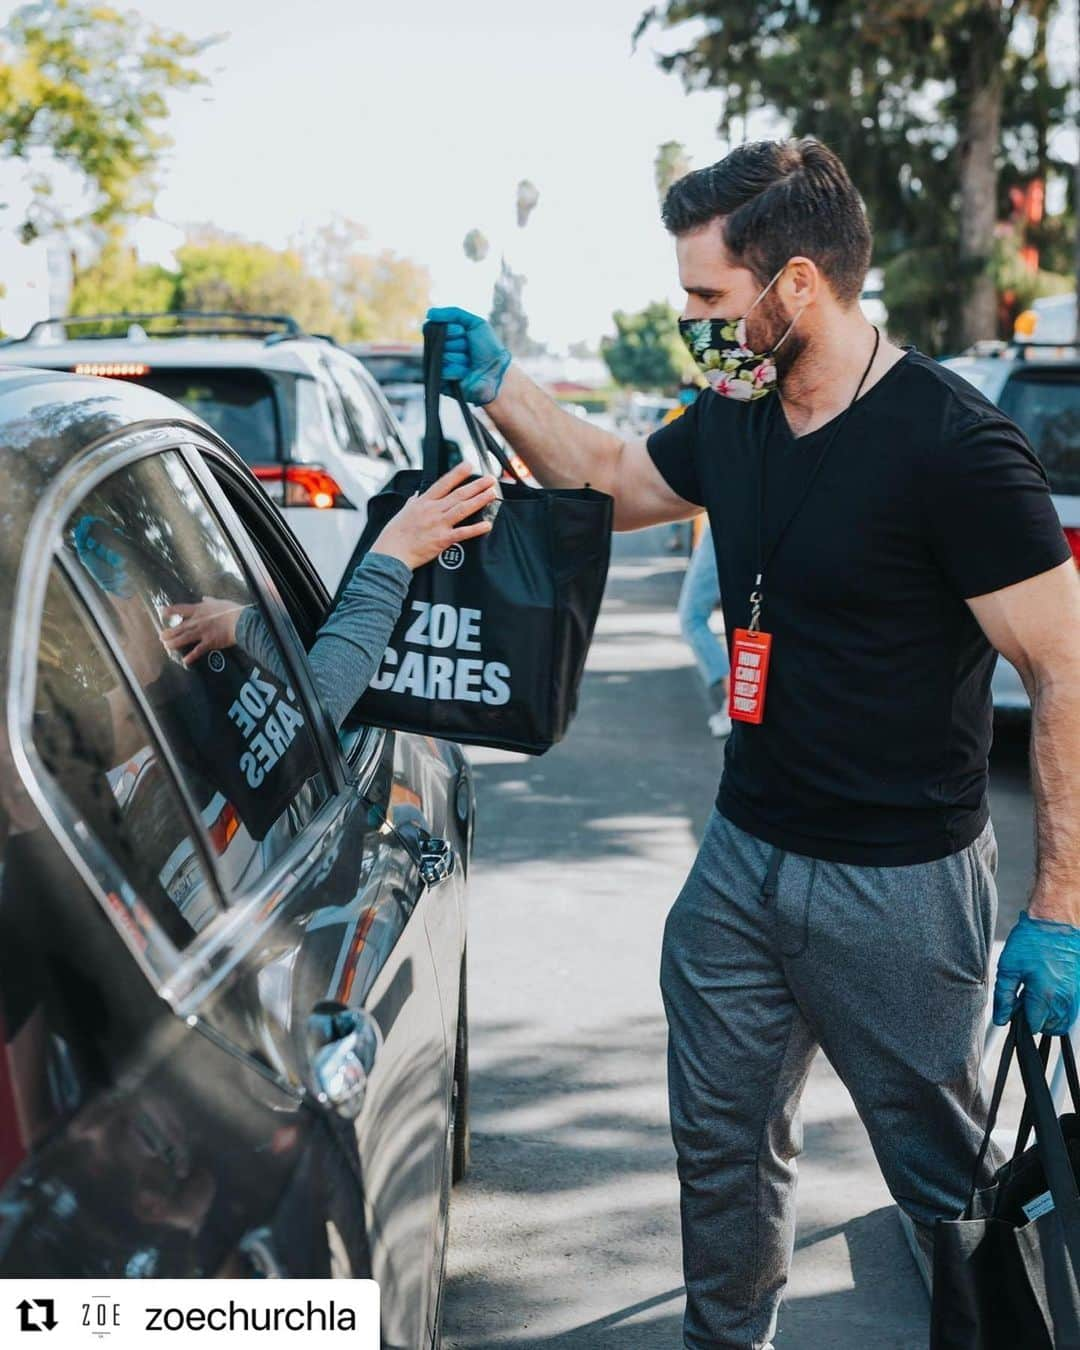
965, 338, 1080, 361
18, 311, 305, 343
1013, 340, 1080, 360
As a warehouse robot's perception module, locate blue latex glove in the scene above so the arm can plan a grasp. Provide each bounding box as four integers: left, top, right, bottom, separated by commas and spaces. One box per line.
426, 306, 511, 406
73, 514, 133, 598
993, 910, 1080, 1035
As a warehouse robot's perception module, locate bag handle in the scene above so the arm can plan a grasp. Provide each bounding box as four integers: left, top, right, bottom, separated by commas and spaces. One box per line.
1014, 1034, 1080, 1158
421, 320, 450, 487
968, 1018, 1018, 1209
422, 319, 528, 488
1013, 1007, 1080, 1231
449, 382, 528, 486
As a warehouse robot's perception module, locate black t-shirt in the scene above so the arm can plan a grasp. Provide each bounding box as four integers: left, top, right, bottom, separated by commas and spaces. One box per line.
648, 348, 1071, 865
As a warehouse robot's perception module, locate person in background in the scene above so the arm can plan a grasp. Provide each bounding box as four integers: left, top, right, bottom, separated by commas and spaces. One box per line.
678, 522, 730, 738
663, 381, 700, 554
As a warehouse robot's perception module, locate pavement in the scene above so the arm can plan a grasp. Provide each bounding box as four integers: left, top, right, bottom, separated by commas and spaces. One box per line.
443, 526, 1037, 1350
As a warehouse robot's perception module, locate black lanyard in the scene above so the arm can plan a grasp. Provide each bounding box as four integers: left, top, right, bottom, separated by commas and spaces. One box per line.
749, 327, 881, 632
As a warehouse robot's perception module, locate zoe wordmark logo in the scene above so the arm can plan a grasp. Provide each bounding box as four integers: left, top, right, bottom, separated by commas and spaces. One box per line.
438, 543, 465, 571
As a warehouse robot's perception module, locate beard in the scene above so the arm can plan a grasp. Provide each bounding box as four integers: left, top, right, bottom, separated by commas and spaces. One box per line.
750, 290, 808, 382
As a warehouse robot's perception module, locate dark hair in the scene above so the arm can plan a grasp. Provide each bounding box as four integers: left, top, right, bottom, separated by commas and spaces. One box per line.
661, 138, 872, 307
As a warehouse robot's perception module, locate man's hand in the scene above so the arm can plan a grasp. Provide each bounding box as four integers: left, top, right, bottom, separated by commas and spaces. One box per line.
427, 306, 511, 406
160, 598, 245, 667
993, 910, 1080, 1034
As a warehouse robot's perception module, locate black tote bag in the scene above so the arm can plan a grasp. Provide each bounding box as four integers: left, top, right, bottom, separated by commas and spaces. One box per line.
336, 321, 613, 754
932, 1008, 1080, 1349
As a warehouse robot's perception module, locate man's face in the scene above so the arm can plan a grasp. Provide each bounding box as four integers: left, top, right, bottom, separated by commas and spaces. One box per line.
676, 221, 807, 379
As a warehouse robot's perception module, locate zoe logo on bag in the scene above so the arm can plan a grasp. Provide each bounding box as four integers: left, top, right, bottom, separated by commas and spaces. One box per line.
370, 601, 510, 705
438, 544, 465, 571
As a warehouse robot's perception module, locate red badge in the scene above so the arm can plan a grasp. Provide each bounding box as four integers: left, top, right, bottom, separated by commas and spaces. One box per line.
729, 628, 772, 725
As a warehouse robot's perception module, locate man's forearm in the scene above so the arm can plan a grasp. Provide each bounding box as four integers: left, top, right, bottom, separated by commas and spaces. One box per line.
1027, 668, 1080, 924
486, 364, 624, 492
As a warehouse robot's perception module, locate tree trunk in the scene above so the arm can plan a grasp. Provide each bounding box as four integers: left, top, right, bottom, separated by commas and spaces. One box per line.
957, 4, 1007, 348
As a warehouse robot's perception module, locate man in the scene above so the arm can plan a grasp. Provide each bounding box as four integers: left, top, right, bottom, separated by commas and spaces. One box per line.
428, 137, 1080, 1349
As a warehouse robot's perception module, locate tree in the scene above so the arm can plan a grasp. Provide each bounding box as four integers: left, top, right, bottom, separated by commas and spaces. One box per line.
295, 217, 432, 340
0, 0, 211, 243
175, 230, 344, 337
489, 257, 544, 356
68, 232, 177, 324
655, 140, 692, 204
601, 301, 690, 390
635, 0, 1073, 352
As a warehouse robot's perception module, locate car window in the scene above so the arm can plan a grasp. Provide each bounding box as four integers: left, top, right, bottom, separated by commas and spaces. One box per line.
352, 351, 423, 386
327, 358, 396, 462
59, 450, 330, 895
33, 565, 220, 950
132, 368, 283, 467
316, 364, 356, 455
998, 374, 1080, 496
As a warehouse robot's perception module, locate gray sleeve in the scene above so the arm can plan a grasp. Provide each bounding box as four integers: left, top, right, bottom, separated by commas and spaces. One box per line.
234, 604, 286, 681
307, 550, 413, 728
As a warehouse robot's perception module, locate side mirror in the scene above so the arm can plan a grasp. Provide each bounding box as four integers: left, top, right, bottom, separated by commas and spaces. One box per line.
307, 1002, 382, 1120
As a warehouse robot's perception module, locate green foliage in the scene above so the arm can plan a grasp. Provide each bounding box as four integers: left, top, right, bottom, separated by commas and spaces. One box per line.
0, 0, 212, 240
175, 232, 345, 338
635, 0, 1074, 354
601, 301, 691, 391
655, 140, 692, 204
69, 235, 178, 327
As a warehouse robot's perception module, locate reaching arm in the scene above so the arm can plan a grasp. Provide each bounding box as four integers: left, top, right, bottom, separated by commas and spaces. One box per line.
428, 307, 700, 532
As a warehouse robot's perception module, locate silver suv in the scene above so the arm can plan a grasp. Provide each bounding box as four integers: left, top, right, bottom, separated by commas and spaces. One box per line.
1, 312, 416, 591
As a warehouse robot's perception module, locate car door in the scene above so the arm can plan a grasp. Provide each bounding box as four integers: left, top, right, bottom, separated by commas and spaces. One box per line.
36, 433, 453, 1345
2, 542, 342, 1282
195, 442, 468, 1342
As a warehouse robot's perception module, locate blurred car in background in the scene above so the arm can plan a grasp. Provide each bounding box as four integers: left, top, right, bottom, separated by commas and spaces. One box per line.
860, 266, 888, 331
350, 340, 531, 481
1, 313, 416, 592
943, 341, 1080, 717
1014, 293, 1077, 347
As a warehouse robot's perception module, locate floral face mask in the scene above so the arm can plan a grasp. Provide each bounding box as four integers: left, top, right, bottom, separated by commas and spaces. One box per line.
678, 264, 799, 401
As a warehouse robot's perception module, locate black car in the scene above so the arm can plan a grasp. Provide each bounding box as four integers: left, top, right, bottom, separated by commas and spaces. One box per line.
0, 368, 473, 1349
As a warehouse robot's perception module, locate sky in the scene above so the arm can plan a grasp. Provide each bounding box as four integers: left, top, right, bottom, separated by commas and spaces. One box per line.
0, 0, 1076, 349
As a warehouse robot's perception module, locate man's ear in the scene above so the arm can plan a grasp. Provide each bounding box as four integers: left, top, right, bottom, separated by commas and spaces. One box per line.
782, 256, 820, 307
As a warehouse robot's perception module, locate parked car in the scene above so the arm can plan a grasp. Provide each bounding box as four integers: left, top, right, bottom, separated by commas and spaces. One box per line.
350, 340, 532, 481
0, 313, 416, 592
943, 343, 1080, 716
0, 367, 472, 1349
1014, 292, 1077, 346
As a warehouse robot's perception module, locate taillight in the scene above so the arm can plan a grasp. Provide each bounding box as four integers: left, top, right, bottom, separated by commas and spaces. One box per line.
252, 464, 350, 509
1065, 527, 1080, 567
208, 801, 240, 855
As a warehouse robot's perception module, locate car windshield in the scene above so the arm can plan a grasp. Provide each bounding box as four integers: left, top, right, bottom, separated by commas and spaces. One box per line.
132, 368, 283, 465
998, 373, 1080, 496
354, 352, 423, 386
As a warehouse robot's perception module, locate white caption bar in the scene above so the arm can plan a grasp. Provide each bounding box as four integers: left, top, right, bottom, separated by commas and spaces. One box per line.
3, 1280, 379, 1349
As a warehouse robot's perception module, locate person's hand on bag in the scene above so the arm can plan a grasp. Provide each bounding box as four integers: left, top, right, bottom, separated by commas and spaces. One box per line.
426, 306, 511, 405
159, 598, 246, 667
370, 463, 498, 572
993, 910, 1080, 1034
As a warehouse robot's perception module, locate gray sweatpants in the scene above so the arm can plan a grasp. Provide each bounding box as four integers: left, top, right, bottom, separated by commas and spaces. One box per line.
659, 808, 1002, 1349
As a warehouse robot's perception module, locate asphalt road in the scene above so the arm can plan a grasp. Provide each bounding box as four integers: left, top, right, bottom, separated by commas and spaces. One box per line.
443, 526, 1037, 1350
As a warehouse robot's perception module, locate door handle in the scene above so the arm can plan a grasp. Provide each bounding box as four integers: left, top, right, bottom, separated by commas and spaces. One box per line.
307, 1002, 382, 1120
419, 836, 456, 887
